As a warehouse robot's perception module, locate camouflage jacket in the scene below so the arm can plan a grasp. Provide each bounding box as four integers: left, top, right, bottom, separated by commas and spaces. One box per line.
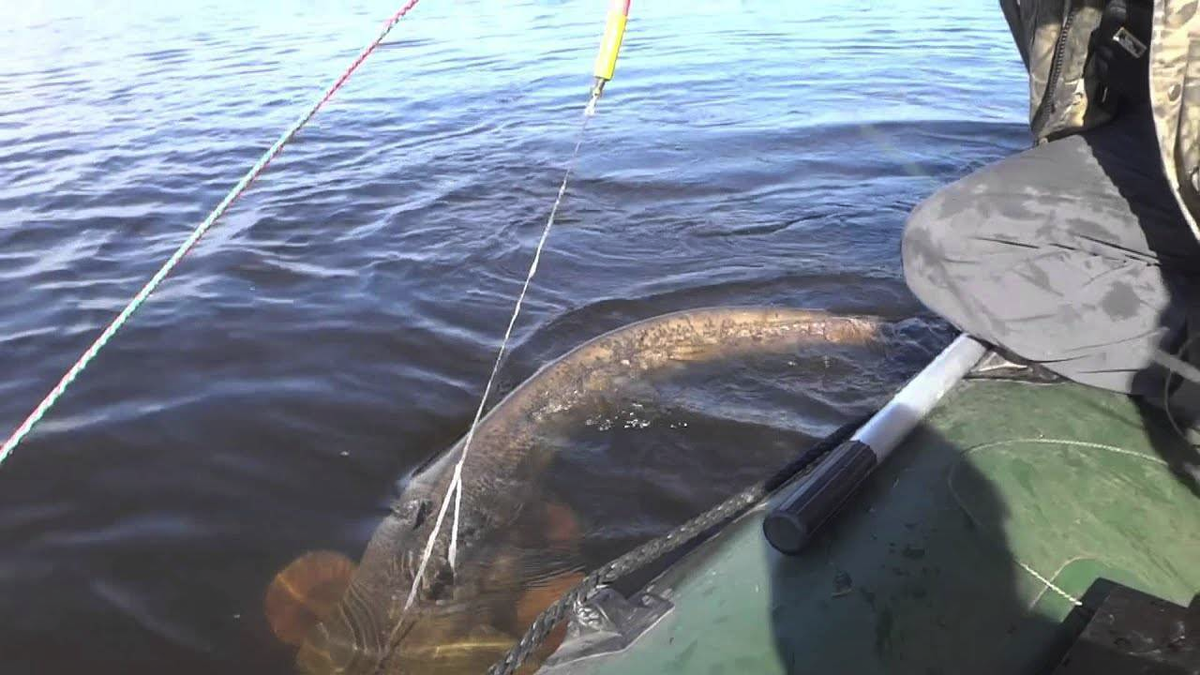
1002, 0, 1200, 237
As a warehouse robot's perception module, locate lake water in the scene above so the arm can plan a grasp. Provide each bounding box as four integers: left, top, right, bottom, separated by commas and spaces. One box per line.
0, 1, 1029, 673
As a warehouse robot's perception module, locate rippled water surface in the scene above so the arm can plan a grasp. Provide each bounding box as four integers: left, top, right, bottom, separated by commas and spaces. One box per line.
0, 1, 1028, 673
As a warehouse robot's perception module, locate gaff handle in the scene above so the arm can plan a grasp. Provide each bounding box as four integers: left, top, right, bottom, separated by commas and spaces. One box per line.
762, 440, 877, 555
593, 0, 630, 82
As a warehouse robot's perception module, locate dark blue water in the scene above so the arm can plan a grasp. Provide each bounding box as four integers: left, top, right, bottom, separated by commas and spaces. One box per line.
0, 1, 1029, 673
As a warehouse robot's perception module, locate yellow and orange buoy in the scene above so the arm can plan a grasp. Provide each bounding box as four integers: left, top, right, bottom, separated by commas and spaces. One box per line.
589, 0, 632, 102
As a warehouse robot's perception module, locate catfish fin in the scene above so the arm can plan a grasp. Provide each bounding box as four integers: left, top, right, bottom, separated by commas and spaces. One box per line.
264, 550, 357, 647
543, 501, 582, 548
396, 621, 516, 674
516, 571, 587, 671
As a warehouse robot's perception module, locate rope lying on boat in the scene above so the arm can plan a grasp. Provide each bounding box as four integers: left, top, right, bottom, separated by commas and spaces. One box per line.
486, 414, 871, 675
0, 0, 423, 466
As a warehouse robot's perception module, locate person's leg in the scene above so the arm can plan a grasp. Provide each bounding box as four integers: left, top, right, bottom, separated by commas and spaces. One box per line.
901, 108, 1200, 396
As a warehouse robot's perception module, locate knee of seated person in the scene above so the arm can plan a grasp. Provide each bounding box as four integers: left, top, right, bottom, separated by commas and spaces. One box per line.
901, 187, 962, 296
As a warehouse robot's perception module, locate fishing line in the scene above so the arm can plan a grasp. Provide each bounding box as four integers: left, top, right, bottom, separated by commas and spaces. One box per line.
402, 99, 598, 614
400, 0, 631, 619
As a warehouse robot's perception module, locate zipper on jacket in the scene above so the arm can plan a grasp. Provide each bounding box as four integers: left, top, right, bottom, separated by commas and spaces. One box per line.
1032, 5, 1078, 136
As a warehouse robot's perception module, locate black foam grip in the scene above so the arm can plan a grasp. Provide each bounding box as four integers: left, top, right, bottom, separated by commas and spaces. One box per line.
762, 440, 877, 555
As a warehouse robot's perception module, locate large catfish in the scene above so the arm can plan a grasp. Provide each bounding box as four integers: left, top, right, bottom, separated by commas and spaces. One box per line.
265, 307, 882, 674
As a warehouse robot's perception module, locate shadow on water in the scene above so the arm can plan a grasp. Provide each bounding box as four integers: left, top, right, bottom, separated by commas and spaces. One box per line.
765, 422, 1067, 675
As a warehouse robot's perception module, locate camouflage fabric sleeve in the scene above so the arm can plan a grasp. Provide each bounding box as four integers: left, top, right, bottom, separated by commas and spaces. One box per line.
1023, 0, 1067, 125
1006, 0, 1106, 136
1151, 0, 1200, 239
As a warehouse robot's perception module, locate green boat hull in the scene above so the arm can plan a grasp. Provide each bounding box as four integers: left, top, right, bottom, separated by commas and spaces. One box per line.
548, 380, 1200, 674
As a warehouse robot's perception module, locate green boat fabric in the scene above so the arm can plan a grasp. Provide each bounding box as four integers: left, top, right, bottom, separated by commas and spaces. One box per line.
558, 380, 1200, 675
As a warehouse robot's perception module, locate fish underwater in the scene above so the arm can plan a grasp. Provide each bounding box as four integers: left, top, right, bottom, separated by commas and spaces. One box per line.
264, 306, 883, 674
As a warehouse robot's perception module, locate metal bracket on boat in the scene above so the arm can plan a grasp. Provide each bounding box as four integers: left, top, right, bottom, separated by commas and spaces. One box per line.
537, 587, 673, 672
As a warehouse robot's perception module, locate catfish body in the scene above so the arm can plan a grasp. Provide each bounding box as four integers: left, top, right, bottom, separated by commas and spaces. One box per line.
294, 307, 882, 674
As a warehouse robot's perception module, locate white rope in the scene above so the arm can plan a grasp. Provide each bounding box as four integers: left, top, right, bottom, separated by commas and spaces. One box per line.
963, 437, 1168, 466
1154, 333, 1200, 447
401, 99, 597, 613
1016, 559, 1083, 607
952, 436, 1176, 609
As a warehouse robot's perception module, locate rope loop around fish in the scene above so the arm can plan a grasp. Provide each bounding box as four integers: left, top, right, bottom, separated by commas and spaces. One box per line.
401, 91, 600, 614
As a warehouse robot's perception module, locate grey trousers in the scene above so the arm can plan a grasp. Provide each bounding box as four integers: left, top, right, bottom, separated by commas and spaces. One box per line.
901, 108, 1200, 396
